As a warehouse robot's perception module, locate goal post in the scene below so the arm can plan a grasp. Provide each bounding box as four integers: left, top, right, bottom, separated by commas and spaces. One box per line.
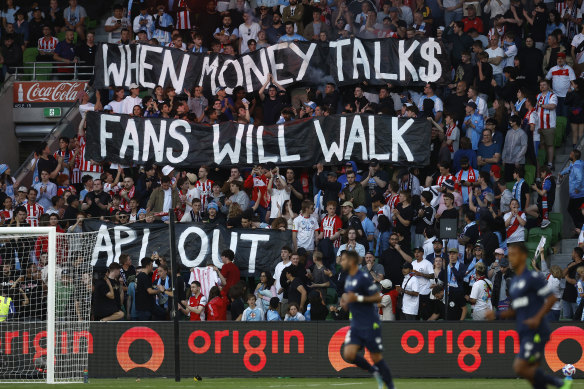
0, 227, 97, 384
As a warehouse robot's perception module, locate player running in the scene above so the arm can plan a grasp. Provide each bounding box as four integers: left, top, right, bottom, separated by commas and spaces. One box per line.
486, 243, 572, 389
340, 250, 394, 389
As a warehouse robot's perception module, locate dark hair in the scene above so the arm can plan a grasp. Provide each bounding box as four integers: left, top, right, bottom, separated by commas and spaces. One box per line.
432, 284, 444, 295
221, 249, 235, 261
208, 285, 221, 300
141, 257, 153, 267
269, 297, 280, 309
377, 215, 391, 233
108, 262, 122, 271
341, 250, 360, 263
191, 280, 201, 288
509, 115, 521, 126
508, 242, 528, 255
514, 165, 525, 178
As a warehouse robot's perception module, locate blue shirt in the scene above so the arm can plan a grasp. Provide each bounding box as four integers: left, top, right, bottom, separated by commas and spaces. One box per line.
477, 142, 500, 172
54, 40, 76, 61
278, 34, 307, 42
510, 270, 552, 337
242, 306, 264, 321
361, 217, 376, 251
344, 269, 380, 329
462, 113, 484, 150
267, 310, 281, 321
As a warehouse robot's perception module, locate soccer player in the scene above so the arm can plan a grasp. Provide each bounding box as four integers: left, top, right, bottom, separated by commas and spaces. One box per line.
340, 250, 394, 389
486, 243, 572, 389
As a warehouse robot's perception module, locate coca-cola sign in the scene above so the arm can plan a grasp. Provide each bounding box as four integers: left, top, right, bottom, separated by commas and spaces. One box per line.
14, 81, 87, 107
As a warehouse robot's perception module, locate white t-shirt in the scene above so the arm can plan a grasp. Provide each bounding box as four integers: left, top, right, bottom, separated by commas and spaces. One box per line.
273, 260, 291, 300
504, 212, 526, 243
470, 278, 493, 311
121, 96, 143, 115
293, 215, 319, 251
105, 16, 130, 44
469, 96, 488, 119
239, 22, 261, 54
107, 100, 124, 114
270, 187, 291, 218
572, 33, 584, 64
379, 293, 396, 321
401, 274, 420, 316
528, 109, 540, 142
183, 187, 201, 215
337, 242, 366, 258
78, 102, 95, 119
485, 47, 505, 75
162, 188, 172, 213
413, 259, 434, 295
546, 65, 577, 98
547, 275, 562, 311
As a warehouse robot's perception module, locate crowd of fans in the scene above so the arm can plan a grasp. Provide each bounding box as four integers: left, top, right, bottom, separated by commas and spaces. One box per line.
1, 0, 584, 321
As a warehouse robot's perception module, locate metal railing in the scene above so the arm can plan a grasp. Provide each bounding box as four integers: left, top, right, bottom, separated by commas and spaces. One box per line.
10, 62, 94, 81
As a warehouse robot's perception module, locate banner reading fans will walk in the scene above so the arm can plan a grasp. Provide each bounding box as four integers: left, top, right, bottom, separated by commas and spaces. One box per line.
83, 220, 291, 275
94, 38, 450, 94
85, 113, 432, 168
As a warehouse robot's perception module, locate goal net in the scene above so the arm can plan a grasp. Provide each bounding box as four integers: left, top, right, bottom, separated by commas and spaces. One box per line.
0, 228, 97, 383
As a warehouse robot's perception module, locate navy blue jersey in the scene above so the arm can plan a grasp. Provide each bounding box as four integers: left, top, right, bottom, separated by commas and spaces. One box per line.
344, 269, 380, 329
509, 270, 552, 337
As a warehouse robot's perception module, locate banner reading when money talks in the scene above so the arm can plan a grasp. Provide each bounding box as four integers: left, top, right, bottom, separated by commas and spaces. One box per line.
94, 37, 450, 94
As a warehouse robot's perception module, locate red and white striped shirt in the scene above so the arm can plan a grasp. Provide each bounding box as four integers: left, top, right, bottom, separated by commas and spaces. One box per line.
320, 215, 342, 247
189, 267, 221, 299
78, 136, 103, 173
194, 179, 214, 210
175, 0, 191, 30
26, 203, 44, 227
379, 194, 399, 225
53, 149, 75, 168
37, 36, 59, 54
536, 91, 558, 129
436, 174, 454, 187
488, 27, 504, 46
1, 209, 13, 223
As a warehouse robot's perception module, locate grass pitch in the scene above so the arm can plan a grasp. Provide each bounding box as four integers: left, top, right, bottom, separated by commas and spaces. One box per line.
12, 377, 583, 388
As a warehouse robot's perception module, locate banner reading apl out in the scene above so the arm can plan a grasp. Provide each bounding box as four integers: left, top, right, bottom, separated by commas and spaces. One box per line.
83, 220, 291, 275
94, 38, 450, 94
85, 112, 432, 168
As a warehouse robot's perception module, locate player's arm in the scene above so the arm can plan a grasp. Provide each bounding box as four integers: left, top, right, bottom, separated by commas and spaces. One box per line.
345, 291, 382, 304
298, 284, 307, 312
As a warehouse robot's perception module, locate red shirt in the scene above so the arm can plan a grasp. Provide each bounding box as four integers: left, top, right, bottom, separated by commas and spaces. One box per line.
188, 293, 207, 321
206, 295, 228, 321
220, 261, 241, 296
462, 17, 484, 33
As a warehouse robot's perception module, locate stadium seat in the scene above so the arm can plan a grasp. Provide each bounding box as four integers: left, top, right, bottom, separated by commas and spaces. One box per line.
528, 227, 553, 252
525, 241, 540, 268
326, 288, 338, 305
506, 182, 514, 192
85, 17, 97, 30
555, 116, 567, 148
549, 212, 563, 241
524, 164, 536, 186
537, 148, 547, 167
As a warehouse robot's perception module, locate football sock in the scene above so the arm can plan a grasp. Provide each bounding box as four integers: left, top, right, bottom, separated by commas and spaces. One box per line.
353, 354, 374, 373
535, 368, 564, 388
374, 360, 395, 389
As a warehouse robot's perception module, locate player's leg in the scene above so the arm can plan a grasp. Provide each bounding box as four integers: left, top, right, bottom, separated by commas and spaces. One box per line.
370, 352, 395, 389
343, 344, 374, 372
514, 356, 564, 388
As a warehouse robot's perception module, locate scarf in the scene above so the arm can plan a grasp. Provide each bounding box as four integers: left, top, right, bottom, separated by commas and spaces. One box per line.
506, 211, 524, 238
464, 258, 483, 285
446, 124, 456, 152
447, 262, 461, 288
456, 168, 476, 197
512, 179, 524, 207
515, 98, 526, 114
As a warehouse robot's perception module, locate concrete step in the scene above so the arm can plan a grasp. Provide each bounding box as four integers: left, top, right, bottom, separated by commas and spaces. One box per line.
554, 154, 569, 166
561, 239, 579, 254
550, 253, 573, 269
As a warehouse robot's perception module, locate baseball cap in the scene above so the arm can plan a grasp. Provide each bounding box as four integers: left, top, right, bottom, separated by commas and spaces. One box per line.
500, 258, 510, 267
355, 205, 368, 214
448, 247, 459, 253
208, 202, 219, 211
341, 201, 354, 208
161, 165, 174, 176
103, 104, 113, 111
18, 186, 28, 193
303, 101, 317, 109
369, 158, 379, 167
490, 165, 501, 180
0, 164, 7, 175
557, 52, 566, 58
214, 86, 225, 94
433, 239, 442, 245
474, 241, 484, 249
465, 101, 478, 110
129, 83, 139, 89
494, 248, 505, 255
327, 171, 338, 178
380, 279, 393, 289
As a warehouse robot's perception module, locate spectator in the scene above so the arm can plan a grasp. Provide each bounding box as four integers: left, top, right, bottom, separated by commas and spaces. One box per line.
241, 294, 265, 321
212, 249, 241, 297
146, 176, 179, 220
304, 9, 331, 41
477, 129, 501, 172
1, 34, 23, 79
336, 227, 367, 263
278, 20, 308, 42
282, 0, 305, 35
468, 262, 492, 319
501, 115, 528, 178
398, 262, 420, 320
504, 199, 527, 243
238, 12, 260, 54
135, 257, 166, 320
104, 5, 129, 44
438, 247, 468, 320
559, 149, 584, 229
63, 0, 86, 40
566, 79, 584, 150
561, 247, 583, 319
93, 263, 124, 321
546, 52, 576, 119
284, 267, 307, 310
462, 102, 484, 151
34, 170, 56, 210
151, 4, 173, 45
379, 232, 412, 287
284, 302, 305, 321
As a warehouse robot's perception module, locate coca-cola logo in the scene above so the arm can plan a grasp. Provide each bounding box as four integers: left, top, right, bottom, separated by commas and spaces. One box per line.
15, 82, 87, 103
